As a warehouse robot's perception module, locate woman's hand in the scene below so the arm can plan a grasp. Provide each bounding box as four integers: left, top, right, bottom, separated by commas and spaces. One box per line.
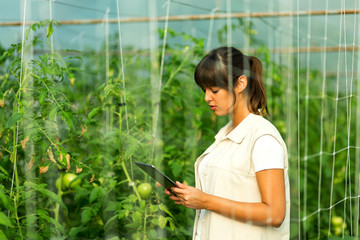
167, 181, 209, 209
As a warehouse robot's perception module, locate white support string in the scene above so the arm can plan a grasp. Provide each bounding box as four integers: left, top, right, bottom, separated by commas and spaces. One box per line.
226, 0, 233, 125
354, 0, 360, 235
296, 0, 301, 238
116, 0, 133, 180
206, 8, 219, 52
303, 146, 360, 161
292, 194, 360, 223
150, 0, 170, 163
341, 0, 353, 236
49, 0, 54, 55
104, 8, 110, 133
328, 1, 343, 237
9, 0, 27, 213
302, 0, 312, 237
317, 0, 329, 237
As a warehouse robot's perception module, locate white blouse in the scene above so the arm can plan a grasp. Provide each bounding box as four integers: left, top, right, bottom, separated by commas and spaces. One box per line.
195, 134, 285, 239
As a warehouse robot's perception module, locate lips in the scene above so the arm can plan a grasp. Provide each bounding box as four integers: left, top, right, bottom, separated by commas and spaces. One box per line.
209, 105, 216, 110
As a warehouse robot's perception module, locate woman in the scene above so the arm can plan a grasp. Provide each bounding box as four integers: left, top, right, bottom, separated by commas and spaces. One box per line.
165, 47, 290, 239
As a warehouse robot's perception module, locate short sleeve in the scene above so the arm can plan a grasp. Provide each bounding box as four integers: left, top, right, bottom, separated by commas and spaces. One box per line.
252, 135, 285, 172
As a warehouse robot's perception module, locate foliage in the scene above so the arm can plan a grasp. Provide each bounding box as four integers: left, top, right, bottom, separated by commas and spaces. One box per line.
0, 18, 359, 240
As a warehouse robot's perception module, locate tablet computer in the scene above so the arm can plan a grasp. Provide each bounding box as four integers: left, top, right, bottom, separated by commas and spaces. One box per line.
135, 161, 178, 189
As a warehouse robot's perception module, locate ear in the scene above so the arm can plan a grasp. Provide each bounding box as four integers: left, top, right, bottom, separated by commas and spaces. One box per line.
235, 75, 248, 93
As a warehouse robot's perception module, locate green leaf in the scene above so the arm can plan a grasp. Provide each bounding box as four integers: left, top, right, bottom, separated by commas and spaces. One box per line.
0, 51, 7, 62
88, 107, 100, 119
0, 212, 12, 227
104, 214, 118, 229
169, 219, 175, 231
39, 90, 48, 105
150, 204, 158, 213
47, 21, 53, 38
158, 215, 167, 229
68, 226, 85, 237
31, 22, 40, 31
89, 187, 103, 203
24, 181, 68, 214
0, 230, 8, 240
123, 134, 140, 159
61, 111, 74, 130
131, 211, 141, 225
8, 47, 15, 57
6, 113, 23, 127
159, 203, 174, 218
103, 201, 117, 212
81, 207, 92, 224
33, 36, 38, 46
170, 161, 182, 177
36, 209, 49, 220
25, 27, 31, 40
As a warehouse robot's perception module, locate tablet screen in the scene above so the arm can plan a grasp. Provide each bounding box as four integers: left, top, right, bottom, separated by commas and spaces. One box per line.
135, 162, 178, 189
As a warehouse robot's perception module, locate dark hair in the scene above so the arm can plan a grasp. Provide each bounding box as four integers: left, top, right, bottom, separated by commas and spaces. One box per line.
194, 46, 269, 116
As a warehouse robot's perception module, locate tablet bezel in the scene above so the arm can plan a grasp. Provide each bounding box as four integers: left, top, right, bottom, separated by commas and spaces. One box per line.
135, 161, 178, 189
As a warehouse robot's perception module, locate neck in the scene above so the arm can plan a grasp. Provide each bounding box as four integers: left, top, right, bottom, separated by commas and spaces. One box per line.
232, 110, 251, 127
231, 99, 251, 128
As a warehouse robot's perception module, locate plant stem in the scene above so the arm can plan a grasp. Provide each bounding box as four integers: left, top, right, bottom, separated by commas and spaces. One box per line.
143, 209, 147, 239
121, 160, 141, 201
12, 157, 24, 240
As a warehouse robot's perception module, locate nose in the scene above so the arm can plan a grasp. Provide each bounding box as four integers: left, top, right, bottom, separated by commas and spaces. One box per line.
204, 89, 212, 103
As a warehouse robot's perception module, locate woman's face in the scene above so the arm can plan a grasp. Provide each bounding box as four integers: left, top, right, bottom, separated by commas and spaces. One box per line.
204, 87, 233, 116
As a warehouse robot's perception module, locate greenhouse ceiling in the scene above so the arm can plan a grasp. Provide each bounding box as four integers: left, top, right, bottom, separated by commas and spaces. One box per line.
0, 1, 358, 47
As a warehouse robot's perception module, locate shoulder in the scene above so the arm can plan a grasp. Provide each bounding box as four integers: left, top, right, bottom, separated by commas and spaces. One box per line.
250, 115, 284, 142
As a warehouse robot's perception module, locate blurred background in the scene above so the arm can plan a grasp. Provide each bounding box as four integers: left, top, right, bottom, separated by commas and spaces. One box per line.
0, 0, 359, 239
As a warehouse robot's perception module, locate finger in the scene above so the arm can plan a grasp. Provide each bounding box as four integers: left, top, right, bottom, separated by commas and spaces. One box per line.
169, 195, 180, 201
171, 187, 185, 194
155, 182, 163, 188
176, 181, 188, 189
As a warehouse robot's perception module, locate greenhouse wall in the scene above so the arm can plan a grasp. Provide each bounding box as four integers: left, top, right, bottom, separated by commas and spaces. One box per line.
0, 0, 359, 239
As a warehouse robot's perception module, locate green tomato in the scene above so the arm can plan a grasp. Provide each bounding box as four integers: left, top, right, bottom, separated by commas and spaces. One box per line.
137, 183, 152, 199
63, 173, 81, 189
132, 232, 141, 240
55, 177, 62, 190
331, 216, 343, 227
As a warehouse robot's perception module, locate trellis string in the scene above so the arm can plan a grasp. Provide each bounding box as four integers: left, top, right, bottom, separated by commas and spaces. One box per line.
328, 0, 344, 236
150, 0, 171, 163
9, 0, 27, 214
296, 0, 302, 238
302, 0, 312, 237
116, 0, 133, 180
317, 0, 329, 237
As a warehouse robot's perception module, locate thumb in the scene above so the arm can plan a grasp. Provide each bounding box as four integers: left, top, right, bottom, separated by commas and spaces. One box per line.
176, 181, 188, 189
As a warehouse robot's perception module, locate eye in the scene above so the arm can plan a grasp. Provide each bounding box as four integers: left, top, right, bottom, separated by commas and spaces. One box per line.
211, 88, 219, 94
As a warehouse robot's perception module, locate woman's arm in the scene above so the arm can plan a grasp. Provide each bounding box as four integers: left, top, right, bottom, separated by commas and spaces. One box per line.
168, 169, 286, 228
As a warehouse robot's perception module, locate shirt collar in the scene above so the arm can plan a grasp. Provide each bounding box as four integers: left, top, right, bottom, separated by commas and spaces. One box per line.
215, 113, 258, 143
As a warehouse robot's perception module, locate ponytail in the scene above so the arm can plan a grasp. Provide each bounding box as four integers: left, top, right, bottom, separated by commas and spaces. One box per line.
248, 56, 269, 116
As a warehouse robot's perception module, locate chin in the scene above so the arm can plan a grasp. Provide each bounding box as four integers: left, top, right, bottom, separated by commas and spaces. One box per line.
214, 111, 228, 116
